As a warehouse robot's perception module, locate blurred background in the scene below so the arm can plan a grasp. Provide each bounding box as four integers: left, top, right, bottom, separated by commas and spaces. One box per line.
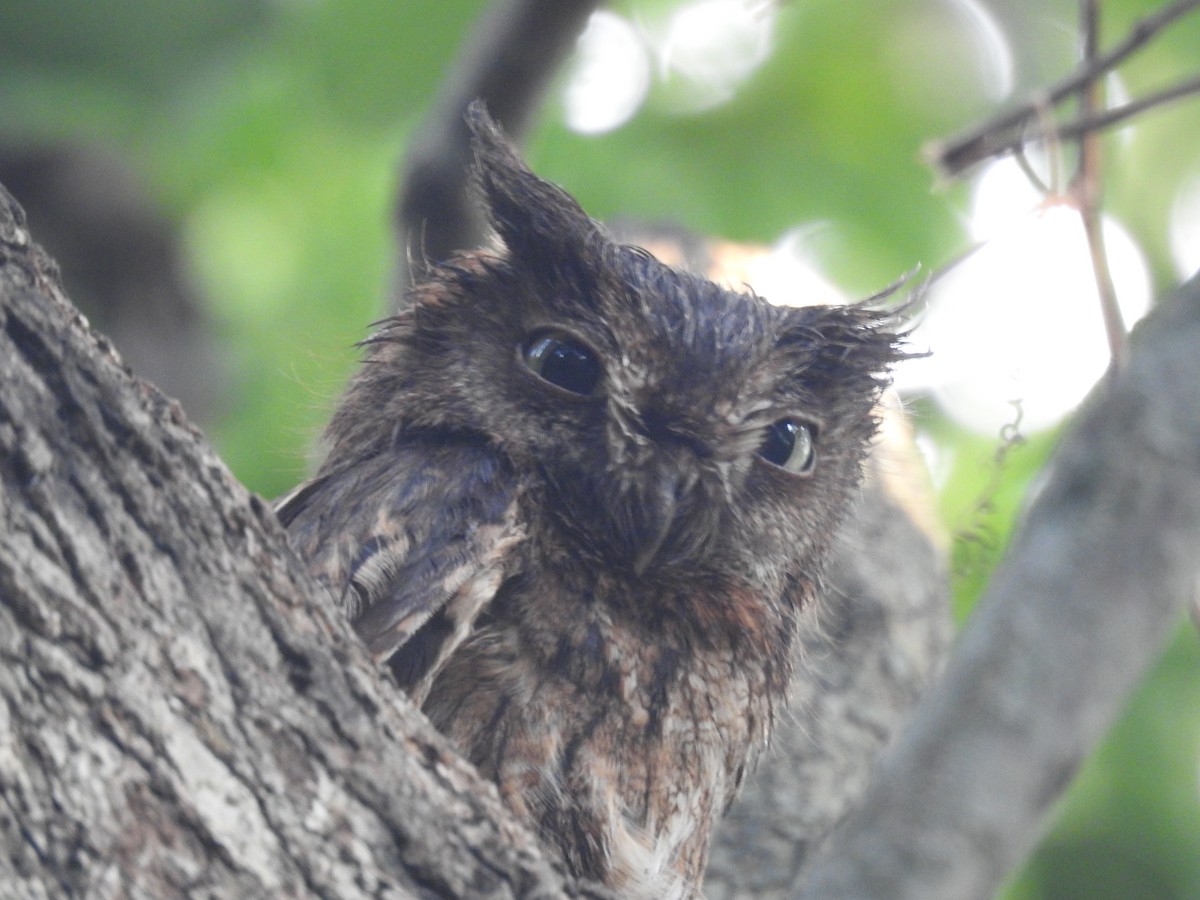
1, 0, 1198, 895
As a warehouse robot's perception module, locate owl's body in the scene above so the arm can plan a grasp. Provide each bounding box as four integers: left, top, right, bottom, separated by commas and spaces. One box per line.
279, 107, 903, 897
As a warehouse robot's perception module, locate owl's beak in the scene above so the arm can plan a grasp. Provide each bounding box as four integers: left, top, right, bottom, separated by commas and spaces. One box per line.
632, 487, 676, 576
629, 464, 697, 576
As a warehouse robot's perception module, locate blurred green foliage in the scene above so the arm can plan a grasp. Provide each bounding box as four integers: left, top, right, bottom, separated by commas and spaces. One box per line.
1, 1, 1198, 896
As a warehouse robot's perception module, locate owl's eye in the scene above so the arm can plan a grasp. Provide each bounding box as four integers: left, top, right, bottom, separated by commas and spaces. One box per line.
521, 330, 603, 396
758, 418, 817, 475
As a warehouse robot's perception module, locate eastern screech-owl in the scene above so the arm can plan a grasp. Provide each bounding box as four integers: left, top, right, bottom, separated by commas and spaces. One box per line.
278, 105, 905, 898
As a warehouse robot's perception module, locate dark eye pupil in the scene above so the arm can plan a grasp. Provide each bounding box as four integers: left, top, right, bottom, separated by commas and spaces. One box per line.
760, 420, 798, 466
523, 334, 602, 396
759, 419, 816, 474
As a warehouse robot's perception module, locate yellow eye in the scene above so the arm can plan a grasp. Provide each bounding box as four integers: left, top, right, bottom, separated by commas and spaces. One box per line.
758, 419, 817, 475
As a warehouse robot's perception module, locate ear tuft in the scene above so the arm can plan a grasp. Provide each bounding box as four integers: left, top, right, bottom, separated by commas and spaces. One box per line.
465, 101, 602, 267
777, 301, 914, 401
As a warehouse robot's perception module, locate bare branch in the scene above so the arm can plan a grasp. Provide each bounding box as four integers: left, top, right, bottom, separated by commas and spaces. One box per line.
392, 0, 601, 296
795, 272, 1200, 900
1048, 73, 1200, 143
925, 0, 1200, 178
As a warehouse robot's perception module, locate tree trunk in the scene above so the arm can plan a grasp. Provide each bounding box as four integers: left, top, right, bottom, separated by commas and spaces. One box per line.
0, 181, 598, 899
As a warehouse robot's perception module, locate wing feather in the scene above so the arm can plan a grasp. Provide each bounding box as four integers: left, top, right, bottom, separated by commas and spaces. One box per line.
277, 437, 524, 701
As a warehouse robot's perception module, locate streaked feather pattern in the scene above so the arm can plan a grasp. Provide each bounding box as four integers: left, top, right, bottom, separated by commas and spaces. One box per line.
278, 104, 906, 898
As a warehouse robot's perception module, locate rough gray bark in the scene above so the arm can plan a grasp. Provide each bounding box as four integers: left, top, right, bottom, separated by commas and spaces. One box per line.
796, 272, 1200, 900
0, 183, 604, 899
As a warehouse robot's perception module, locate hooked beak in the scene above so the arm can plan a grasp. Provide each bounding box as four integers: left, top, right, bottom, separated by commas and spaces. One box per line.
632, 480, 677, 576
628, 464, 698, 576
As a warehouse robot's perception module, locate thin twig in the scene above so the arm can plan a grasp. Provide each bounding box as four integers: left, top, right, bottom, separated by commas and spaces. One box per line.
1041, 73, 1200, 144
925, 0, 1200, 177
1073, 0, 1128, 366
1013, 145, 1052, 196
945, 74, 1200, 174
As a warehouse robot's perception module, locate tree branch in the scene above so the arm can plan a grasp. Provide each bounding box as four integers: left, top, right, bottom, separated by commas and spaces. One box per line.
392, 0, 601, 294
925, 0, 1200, 178
796, 272, 1200, 900
1073, 0, 1129, 366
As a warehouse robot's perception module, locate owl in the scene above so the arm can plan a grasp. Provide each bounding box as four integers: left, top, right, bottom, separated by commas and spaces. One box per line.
277, 104, 905, 899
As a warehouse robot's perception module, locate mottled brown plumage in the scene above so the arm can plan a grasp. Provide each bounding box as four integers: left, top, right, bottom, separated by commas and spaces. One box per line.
278, 105, 905, 898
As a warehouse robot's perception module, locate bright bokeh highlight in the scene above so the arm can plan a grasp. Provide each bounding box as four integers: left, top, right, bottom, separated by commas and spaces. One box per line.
656, 0, 775, 111
562, 11, 651, 135
752, 226, 847, 308
562, 0, 778, 130
944, 0, 1014, 101
910, 160, 1151, 435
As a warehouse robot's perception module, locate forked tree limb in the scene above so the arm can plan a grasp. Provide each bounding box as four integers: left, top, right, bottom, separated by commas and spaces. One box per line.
0, 170, 950, 899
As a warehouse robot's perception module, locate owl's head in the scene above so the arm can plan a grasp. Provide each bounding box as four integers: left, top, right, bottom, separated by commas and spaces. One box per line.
333, 104, 907, 589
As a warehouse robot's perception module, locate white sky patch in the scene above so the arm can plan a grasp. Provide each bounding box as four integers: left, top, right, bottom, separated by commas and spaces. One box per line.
656, 0, 776, 112
562, 11, 652, 135
911, 159, 1151, 435
968, 155, 1043, 240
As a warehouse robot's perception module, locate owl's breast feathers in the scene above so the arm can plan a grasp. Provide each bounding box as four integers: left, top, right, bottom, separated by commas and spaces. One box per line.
423, 544, 797, 899
279, 429, 801, 898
